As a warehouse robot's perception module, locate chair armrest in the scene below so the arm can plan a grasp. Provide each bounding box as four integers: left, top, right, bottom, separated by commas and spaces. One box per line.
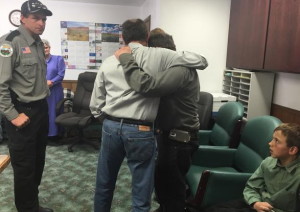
198, 130, 211, 145
55, 98, 73, 114
0, 155, 10, 174
191, 146, 237, 167
193, 170, 252, 208
78, 115, 94, 128
297, 185, 300, 211
229, 119, 243, 148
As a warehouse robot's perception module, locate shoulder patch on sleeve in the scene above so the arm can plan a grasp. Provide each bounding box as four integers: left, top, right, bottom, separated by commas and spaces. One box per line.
0, 44, 13, 57
5, 30, 20, 42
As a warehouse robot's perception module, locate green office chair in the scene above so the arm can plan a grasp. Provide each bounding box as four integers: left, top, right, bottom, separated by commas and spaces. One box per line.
199, 101, 244, 148
185, 116, 282, 209
197, 92, 213, 130
297, 185, 300, 211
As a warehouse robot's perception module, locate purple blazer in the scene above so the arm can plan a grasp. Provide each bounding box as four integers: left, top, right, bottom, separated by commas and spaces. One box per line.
46, 55, 66, 136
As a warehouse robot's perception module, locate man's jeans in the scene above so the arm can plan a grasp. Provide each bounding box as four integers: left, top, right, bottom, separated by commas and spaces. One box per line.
94, 119, 156, 212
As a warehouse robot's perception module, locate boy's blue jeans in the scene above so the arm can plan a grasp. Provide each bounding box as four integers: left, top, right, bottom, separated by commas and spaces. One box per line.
94, 119, 156, 212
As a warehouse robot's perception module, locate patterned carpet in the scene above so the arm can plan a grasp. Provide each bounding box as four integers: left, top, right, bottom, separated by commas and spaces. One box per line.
0, 139, 158, 212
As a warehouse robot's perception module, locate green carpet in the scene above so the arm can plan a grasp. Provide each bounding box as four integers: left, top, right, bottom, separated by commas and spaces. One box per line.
0, 141, 158, 212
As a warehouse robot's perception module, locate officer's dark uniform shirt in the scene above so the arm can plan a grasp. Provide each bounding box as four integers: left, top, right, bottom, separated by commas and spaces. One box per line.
0, 25, 49, 121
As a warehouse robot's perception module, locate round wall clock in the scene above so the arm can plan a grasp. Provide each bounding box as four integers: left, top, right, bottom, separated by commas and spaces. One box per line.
9, 10, 21, 27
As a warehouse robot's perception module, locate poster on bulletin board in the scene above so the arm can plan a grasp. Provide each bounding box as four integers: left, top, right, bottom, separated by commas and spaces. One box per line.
60, 21, 123, 70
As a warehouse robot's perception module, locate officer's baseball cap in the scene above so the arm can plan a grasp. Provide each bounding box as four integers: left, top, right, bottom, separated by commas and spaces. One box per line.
21, 0, 53, 16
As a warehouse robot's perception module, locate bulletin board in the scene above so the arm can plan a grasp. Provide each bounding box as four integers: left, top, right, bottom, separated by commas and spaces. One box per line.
60, 21, 123, 70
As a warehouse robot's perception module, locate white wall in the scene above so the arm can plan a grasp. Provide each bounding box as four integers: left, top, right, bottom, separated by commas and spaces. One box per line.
155, 0, 300, 112
2, 0, 229, 90
273, 73, 300, 110
158, 0, 231, 93
2, 0, 298, 111
0, 0, 141, 80
0, 0, 22, 35
141, 0, 160, 28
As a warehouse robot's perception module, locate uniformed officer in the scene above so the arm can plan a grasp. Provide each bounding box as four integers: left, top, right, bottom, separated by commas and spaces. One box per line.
0, 1, 53, 211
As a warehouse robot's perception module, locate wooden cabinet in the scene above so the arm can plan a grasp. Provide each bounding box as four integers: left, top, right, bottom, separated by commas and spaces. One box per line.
62, 80, 77, 92
223, 69, 274, 119
227, 0, 300, 73
264, 0, 300, 72
227, 0, 270, 70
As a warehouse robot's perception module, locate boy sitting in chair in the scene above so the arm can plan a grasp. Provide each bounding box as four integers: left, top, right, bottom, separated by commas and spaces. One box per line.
204, 123, 300, 212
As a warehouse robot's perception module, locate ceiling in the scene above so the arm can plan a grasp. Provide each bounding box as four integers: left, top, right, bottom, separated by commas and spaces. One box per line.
49, 0, 147, 6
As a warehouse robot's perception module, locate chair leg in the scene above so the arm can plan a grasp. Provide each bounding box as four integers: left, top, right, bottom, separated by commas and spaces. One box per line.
82, 137, 99, 150
67, 130, 99, 152
68, 145, 73, 152
67, 137, 81, 152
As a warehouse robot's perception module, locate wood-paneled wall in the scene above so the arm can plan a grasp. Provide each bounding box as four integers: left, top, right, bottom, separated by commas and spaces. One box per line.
62, 80, 77, 92
271, 104, 300, 125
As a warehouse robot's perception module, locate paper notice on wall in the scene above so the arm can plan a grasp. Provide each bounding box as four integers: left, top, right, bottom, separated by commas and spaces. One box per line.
61, 21, 123, 70
67, 41, 90, 69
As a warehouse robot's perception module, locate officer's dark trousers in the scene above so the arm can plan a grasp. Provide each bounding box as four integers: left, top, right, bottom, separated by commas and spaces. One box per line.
155, 133, 198, 212
5, 100, 48, 212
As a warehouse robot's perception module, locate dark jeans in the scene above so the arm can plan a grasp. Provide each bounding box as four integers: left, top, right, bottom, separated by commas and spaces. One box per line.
155, 133, 198, 212
5, 100, 48, 212
202, 199, 256, 212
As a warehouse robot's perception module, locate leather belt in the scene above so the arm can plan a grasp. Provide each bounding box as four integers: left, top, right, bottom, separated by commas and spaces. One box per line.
106, 115, 153, 127
13, 99, 46, 107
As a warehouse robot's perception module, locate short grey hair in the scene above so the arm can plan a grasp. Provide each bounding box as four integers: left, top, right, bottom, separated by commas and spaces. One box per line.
42, 39, 50, 47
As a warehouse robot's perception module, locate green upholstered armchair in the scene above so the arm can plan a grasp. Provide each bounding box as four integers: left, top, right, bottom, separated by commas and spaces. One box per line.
197, 92, 213, 130
186, 116, 282, 209
199, 101, 244, 148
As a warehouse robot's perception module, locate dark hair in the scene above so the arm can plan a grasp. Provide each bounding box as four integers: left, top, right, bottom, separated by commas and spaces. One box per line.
275, 123, 300, 154
121, 19, 148, 45
149, 27, 165, 35
148, 28, 176, 51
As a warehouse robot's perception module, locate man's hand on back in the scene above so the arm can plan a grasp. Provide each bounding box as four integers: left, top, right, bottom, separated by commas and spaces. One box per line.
114, 46, 132, 60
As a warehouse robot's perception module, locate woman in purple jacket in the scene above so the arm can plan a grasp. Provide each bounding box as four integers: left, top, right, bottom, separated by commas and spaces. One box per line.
43, 39, 65, 139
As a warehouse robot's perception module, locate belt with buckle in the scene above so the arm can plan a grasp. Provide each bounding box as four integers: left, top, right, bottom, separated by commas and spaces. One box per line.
106, 115, 153, 127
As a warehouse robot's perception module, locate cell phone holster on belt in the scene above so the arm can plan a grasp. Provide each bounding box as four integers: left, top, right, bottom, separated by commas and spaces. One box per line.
168, 129, 191, 143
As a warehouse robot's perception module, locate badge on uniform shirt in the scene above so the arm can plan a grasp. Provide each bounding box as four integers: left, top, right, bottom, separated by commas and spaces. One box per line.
0, 44, 13, 57
21, 47, 31, 54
